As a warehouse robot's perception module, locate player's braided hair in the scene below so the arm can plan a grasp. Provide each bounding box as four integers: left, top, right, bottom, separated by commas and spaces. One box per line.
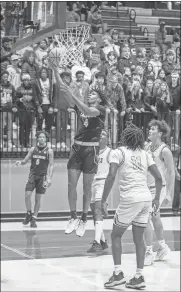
35, 130, 50, 141
121, 123, 145, 150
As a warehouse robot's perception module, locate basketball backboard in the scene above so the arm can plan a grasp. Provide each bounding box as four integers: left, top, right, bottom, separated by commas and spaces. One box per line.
12, 1, 66, 50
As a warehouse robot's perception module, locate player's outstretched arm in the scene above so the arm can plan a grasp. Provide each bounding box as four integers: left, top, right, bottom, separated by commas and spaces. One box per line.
15, 147, 34, 166
46, 149, 54, 187
49, 62, 100, 117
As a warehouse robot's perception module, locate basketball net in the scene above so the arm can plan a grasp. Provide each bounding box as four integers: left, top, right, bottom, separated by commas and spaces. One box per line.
52, 24, 90, 67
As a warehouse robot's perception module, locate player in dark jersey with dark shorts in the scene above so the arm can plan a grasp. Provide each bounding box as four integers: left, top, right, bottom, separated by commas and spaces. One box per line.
49, 60, 106, 237
15, 131, 54, 228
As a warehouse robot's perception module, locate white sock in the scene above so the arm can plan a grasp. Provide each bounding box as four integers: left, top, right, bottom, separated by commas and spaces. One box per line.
135, 268, 143, 278
158, 239, 166, 248
95, 221, 103, 244
114, 265, 122, 275
101, 231, 106, 242
146, 245, 153, 253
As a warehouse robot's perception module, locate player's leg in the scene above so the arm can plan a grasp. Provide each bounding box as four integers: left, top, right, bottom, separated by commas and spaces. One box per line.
76, 146, 99, 237
104, 202, 135, 288
66, 145, 82, 234
144, 214, 155, 266
23, 174, 35, 225
88, 183, 108, 252
76, 172, 95, 237
152, 210, 170, 261
126, 201, 151, 289
30, 176, 46, 228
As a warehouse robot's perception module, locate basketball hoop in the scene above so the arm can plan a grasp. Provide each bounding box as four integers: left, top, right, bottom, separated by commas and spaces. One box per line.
49, 22, 90, 68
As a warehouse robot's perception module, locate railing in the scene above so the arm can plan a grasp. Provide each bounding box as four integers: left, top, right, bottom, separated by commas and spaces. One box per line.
129, 9, 136, 36
0, 109, 180, 158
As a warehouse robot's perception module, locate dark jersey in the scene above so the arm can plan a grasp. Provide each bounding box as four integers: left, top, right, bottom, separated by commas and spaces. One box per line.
30, 146, 49, 176
74, 105, 106, 142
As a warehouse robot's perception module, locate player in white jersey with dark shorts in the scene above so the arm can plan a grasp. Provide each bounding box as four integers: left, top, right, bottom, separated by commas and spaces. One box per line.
144, 120, 175, 266
101, 124, 162, 290
87, 129, 111, 253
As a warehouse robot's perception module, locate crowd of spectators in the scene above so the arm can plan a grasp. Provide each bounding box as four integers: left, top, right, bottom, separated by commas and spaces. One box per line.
0, 2, 181, 152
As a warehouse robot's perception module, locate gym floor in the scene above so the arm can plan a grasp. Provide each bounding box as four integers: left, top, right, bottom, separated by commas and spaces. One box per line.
1, 217, 180, 291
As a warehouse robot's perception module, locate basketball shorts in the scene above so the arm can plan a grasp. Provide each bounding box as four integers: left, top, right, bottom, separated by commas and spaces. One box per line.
67, 144, 99, 174
25, 173, 47, 194
149, 186, 167, 211
91, 180, 105, 204
114, 200, 152, 228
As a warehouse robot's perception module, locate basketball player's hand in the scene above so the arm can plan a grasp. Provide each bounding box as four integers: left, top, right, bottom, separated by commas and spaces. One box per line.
15, 161, 21, 166
48, 107, 54, 114
101, 201, 109, 218
152, 198, 159, 214
46, 177, 52, 188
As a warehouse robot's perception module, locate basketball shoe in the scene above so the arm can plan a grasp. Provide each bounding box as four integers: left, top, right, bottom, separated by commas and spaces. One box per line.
87, 240, 103, 253
125, 276, 146, 289
104, 271, 126, 288
76, 220, 87, 237
100, 239, 108, 250
155, 243, 171, 261
23, 211, 32, 225
30, 217, 37, 228
144, 250, 155, 266
65, 218, 79, 234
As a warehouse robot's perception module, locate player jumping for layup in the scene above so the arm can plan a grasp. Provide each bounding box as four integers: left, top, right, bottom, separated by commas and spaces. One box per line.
15, 131, 54, 228
101, 124, 162, 289
49, 60, 106, 237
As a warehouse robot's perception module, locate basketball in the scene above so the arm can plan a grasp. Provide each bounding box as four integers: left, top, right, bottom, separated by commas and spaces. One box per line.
48, 47, 63, 67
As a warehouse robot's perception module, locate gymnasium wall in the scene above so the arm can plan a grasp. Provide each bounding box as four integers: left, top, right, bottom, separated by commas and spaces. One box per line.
1, 159, 120, 214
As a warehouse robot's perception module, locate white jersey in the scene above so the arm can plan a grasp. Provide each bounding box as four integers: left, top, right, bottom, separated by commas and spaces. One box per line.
145, 142, 167, 187
94, 146, 112, 180
110, 146, 155, 203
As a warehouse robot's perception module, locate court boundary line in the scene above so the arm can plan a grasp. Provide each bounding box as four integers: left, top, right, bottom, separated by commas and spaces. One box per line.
1, 243, 105, 290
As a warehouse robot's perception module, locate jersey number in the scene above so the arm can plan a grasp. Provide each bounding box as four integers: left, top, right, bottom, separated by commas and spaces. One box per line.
36, 159, 40, 165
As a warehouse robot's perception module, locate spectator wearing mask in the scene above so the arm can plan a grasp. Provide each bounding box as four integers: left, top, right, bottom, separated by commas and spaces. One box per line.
7, 54, 21, 90
15, 73, 42, 148
21, 51, 39, 83
156, 81, 171, 124
0, 70, 16, 149
169, 71, 180, 144
118, 46, 137, 74
87, 7, 104, 34
162, 49, 176, 77
100, 35, 120, 61
143, 62, 155, 85
35, 39, 49, 67
36, 67, 56, 135
70, 70, 89, 105
149, 47, 162, 78
1, 37, 12, 71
